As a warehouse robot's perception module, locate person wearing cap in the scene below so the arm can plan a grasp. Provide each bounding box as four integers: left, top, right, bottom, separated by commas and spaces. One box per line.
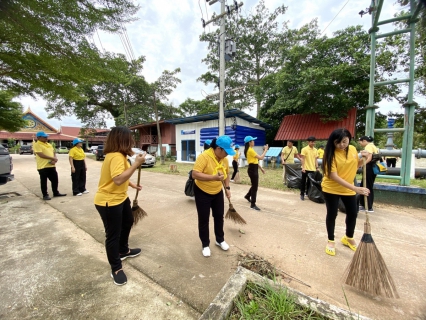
243, 136, 268, 211
280, 140, 300, 185
300, 136, 319, 201
203, 139, 212, 151
69, 138, 88, 196
358, 135, 379, 213
321, 129, 370, 256
192, 136, 235, 257
230, 144, 240, 182
32, 131, 67, 200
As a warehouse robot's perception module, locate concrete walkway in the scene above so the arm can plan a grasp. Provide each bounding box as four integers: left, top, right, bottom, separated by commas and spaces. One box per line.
1, 154, 425, 319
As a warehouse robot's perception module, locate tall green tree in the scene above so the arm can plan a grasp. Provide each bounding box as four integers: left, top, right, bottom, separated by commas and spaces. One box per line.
0, 91, 26, 131
198, 0, 289, 117
179, 98, 218, 117
0, 0, 139, 101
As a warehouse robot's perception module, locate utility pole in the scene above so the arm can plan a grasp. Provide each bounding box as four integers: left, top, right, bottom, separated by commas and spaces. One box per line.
203, 0, 243, 136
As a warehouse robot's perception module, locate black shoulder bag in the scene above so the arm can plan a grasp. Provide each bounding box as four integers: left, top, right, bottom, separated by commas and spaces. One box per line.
184, 170, 195, 197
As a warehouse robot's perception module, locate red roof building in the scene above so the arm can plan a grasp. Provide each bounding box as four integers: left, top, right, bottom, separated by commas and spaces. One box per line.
274, 108, 357, 141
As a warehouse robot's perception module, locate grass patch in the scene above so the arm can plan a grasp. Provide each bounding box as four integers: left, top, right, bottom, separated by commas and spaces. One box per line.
355, 174, 426, 188
228, 281, 327, 320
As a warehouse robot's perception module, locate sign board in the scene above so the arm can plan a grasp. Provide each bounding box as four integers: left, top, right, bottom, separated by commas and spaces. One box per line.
181, 129, 195, 135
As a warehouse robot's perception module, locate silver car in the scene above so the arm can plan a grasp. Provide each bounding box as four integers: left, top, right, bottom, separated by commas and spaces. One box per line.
127, 148, 156, 167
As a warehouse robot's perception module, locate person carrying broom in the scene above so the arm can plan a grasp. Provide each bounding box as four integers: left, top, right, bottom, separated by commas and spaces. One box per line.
192, 136, 235, 257
94, 126, 146, 286
321, 129, 370, 256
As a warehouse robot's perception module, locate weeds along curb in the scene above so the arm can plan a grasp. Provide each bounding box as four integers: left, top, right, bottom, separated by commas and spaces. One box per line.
199, 266, 371, 320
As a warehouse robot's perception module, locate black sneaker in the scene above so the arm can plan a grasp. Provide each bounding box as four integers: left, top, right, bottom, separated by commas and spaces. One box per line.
111, 270, 127, 286
250, 205, 261, 211
244, 195, 251, 203
300, 195, 305, 201
53, 193, 67, 197
43, 195, 51, 200
120, 248, 141, 261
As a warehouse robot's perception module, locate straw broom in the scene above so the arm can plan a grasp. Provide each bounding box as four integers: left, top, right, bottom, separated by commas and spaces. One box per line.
132, 166, 147, 226
221, 180, 246, 225
342, 158, 399, 298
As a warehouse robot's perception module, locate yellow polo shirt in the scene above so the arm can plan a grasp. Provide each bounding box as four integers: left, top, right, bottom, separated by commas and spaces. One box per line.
318, 148, 324, 159
247, 147, 258, 164
301, 146, 318, 171
194, 148, 229, 195
94, 152, 130, 206
33, 140, 55, 170
233, 152, 239, 161
321, 145, 359, 196
365, 143, 378, 156
281, 146, 298, 164
69, 146, 86, 160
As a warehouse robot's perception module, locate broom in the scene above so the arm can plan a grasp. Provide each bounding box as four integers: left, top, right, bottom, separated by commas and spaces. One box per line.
342, 158, 399, 298
221, 179, 246, 225
132, 166, 147, 226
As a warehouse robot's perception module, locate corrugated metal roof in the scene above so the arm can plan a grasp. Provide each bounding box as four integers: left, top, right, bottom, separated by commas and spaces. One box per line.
265, 147, 282, 157
274, 108, 357, 141
165, 109, 272, 129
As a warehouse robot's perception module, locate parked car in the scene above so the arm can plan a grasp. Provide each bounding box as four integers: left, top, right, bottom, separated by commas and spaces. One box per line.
0, 144, 14, 185
57, 146, 69, 154
95, 145, 105, 161
1, 143, 8, 152
19, 145, 33, 155
90, 146, 98, 154
127, 148, 156, 167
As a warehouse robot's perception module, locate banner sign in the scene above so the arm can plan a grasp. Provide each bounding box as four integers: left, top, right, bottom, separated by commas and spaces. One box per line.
181, 129, 195, 135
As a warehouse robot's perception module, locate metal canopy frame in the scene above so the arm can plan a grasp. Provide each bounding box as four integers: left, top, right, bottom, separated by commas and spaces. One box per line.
366, 0, 422, 185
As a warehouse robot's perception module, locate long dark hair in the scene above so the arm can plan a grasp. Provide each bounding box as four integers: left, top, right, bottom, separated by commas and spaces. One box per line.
322, 128, 352, 178
104, 126, 134, 157
244, 142, 250, 158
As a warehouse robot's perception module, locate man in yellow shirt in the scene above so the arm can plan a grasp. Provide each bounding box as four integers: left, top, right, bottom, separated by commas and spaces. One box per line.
32, 131, 67, 200
300, 136, 319, 200
280, 140, 300, 185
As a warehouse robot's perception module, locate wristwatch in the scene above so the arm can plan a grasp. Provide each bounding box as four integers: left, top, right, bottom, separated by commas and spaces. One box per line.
225, 186, 230, 190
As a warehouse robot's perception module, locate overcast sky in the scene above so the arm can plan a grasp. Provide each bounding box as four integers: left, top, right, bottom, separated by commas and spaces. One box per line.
18, 0, 417, 129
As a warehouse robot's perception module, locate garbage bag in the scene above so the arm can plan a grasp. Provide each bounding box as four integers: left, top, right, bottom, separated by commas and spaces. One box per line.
285, 163, 301, 189
307, 171, 325, 203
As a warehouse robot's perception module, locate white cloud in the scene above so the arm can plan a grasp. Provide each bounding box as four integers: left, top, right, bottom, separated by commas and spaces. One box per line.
16, 0, 423, 127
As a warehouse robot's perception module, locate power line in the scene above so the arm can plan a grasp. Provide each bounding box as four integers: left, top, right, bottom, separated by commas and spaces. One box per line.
321, 0, 350, 35
96, 30, 105, 53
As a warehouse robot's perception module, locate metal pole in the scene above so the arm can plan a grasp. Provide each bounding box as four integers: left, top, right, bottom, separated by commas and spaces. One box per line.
218, 0, 225, 136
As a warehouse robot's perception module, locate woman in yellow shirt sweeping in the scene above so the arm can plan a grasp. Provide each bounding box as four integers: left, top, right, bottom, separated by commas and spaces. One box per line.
321, 129, 369, 256
358, 135, 379, 213
243, 136, 268, 211
69, 138, 88, 196
94, 126, 146, 286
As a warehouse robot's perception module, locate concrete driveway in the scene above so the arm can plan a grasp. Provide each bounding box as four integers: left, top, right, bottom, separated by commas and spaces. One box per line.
1, 154, 426, 319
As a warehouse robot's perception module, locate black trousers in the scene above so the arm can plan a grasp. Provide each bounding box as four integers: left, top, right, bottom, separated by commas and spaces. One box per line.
386, 158, 396, 167
38, 167, 59, 196
231, 160, 238, 180
246, 164, 259, 206
324, 192, 358, 241
71, 159, 86, 195
300, 170, 314, 196
359, 163, 376, 210
95, 198, 133, 272
194, 183, 225, 248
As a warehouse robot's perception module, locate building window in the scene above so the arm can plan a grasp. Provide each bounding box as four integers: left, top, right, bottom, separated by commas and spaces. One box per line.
181, 140, 195, 161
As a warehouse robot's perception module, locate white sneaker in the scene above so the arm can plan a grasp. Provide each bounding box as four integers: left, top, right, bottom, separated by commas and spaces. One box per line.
230, 180, 234, 183
82, 190, 89, 194
202, 247, 211, 257
215, 241, 229, 251
76, 193, 82, 196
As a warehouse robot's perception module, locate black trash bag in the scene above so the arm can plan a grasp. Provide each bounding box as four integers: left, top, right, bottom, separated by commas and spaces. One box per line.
338, 177, 359, 213
184, 170, 195, 197
307, 171, 325, 203
285, 163, 301, 189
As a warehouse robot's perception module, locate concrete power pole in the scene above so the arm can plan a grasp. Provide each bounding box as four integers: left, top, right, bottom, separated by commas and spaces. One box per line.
203, 0, 243, 136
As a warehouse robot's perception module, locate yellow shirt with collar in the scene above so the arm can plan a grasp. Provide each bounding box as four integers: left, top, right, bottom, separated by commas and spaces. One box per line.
321, 145, 358, 196
193, 148, 229, 195
247, 147, 258, 164
33, 140, 55, 170
364, 143, 378, 155
233, 152, 239, 161
301, 146, 318, 171
281, 146, 298, 164
94, 152, 130, 206
69, 146, 86, 160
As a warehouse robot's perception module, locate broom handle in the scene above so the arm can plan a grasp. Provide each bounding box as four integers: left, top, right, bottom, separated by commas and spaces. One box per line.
135, 166, 141, 200
219, 174, 232, 204
362, 157, 369, 223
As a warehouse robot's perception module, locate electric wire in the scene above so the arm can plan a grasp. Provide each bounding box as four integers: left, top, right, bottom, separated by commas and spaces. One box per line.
321, 0, 351, 35
96, 30, 105, 53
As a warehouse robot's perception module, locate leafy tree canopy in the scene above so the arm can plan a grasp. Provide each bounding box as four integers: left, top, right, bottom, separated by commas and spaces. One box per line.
179, 98, 218, 117
0, 90, 26, 131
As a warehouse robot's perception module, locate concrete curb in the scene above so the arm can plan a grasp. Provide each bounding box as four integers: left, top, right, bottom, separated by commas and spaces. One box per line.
200, 266, 371, 320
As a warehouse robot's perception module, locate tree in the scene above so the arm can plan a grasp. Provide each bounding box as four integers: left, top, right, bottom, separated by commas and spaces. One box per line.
388, 108, 426, 148
0, 0, 139, 101
0, 91, 26, 131
179, 98, 218, 117
150, 69, 181, 165
198, 0, 289, 117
